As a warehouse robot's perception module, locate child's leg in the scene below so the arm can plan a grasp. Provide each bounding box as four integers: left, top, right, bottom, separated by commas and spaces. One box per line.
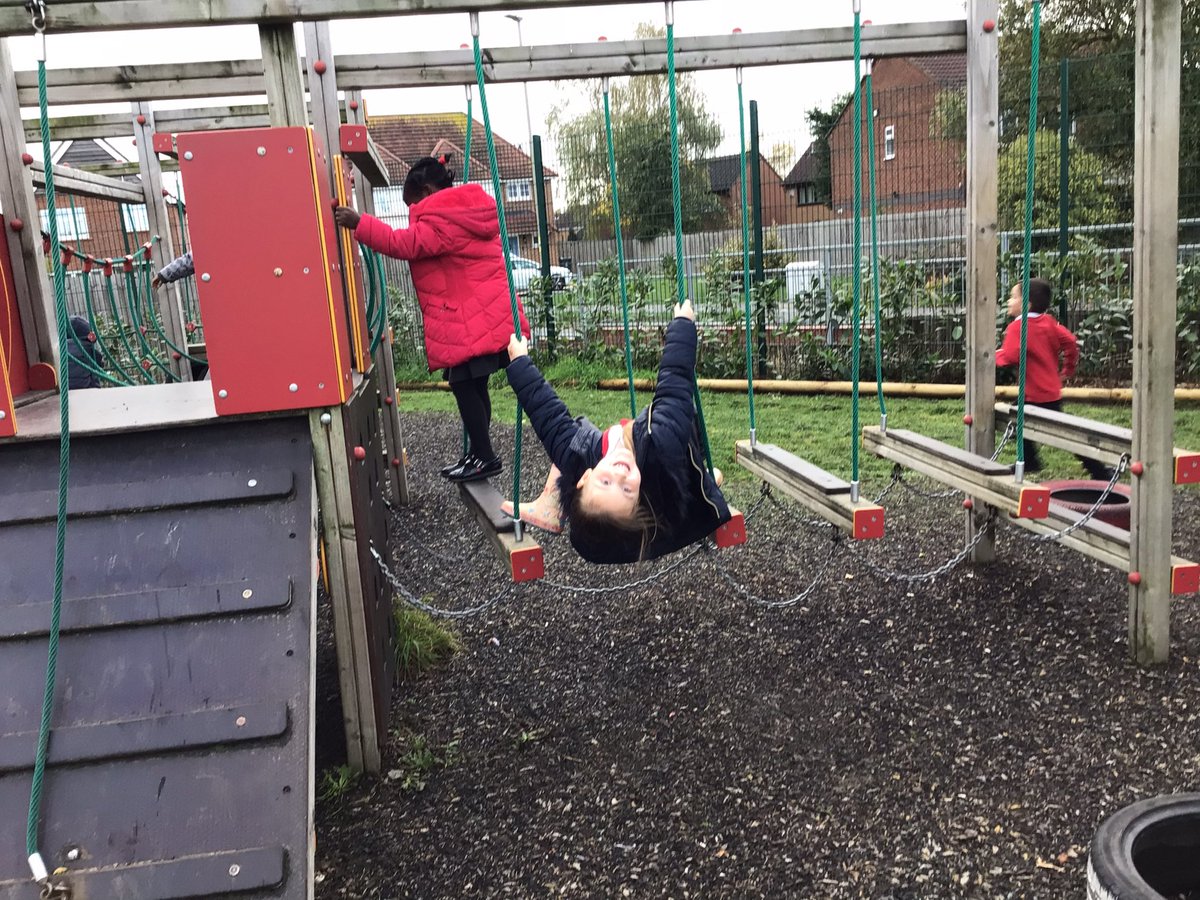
450, 375, 496, 462
501, 465, 564, 533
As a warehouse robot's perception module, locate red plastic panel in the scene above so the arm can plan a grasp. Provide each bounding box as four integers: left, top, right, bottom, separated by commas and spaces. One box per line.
852, 504, 886, 540
0, 216, 31, 416
332, 156, 370, 372
713, 512, 747, 548
1171, 563, 1200, 596
1175, 453, 1200, 485
1017, 486, 1050, 519
510, 544, 544, 583
176, 127, 353, 416
0, 334, 13, 438
152, 132, 176, 157
339, 124, 369, 155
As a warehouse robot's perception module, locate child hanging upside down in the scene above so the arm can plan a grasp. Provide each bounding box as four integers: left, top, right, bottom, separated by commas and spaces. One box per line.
503, 298, 732, 565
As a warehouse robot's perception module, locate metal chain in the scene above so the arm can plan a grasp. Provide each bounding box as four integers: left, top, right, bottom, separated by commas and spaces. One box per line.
710, 532, 842, 608
848, 509, 999, 585
1023, 455, 1129, 543
370, 545, 518, 620
886, 422, 1018, 502
381, 494, 490, 567
542, 542, 707, 596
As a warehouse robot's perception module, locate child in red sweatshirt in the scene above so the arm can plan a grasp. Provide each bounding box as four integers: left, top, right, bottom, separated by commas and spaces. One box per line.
995, 276, 1112, 479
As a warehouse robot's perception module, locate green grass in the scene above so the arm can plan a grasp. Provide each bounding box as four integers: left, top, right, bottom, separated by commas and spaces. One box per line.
395, 372, 1200, 489
390, 733, 462, 793
393, 605, 461, 680
317, 764, 360, 802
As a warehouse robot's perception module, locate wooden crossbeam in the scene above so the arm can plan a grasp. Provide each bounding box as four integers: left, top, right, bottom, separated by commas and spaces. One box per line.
11, 22, 967, 106
338, 124, 389, 188
994, 403, 1200, 485
1003, 499, 1200, 595
735, 440, 884, 539
23, 105, 277, 142
458, 480, 544, 583
29, 160, 144, 204
862, 427, 1051, 519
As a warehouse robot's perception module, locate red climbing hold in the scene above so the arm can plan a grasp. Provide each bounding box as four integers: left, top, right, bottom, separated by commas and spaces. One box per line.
353, 446, 367, 461
8, 217, 23, 232
136, 114, 146, 125
20, 152, 33, 165
384, 396, 394, 406
732, 27, 742, 34
313, 59, 327, 75
962, 414, 973, 425
349, 99, 359, 111
392, 458, 401, 468
962, 498, 974, 510
1130, 461, 1144, 476
983, 19, 996, 32
172, 351, 182, 361
1128, 571, 1142, 586
597, 35, 607, 41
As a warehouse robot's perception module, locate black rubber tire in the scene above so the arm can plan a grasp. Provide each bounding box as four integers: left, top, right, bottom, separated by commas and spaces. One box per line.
1088, 793, 1200, 899
1042, 479, 1132, 531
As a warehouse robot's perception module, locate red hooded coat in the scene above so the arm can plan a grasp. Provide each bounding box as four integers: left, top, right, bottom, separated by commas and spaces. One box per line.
353, 184, 530, 371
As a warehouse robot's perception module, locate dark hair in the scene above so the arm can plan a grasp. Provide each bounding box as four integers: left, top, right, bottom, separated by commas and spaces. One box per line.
558, 472, 659, 565
1027, 277, 1052, 314
402, 154, 455, 206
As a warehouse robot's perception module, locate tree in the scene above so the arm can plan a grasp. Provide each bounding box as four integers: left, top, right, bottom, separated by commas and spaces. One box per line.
998, 129, 1119, 232
767, 141, 796, 176
803, 92, 852, 206
548, 24, 724, 241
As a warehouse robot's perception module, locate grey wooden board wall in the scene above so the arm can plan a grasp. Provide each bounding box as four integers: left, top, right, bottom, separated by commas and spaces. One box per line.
0, 415, 316, 899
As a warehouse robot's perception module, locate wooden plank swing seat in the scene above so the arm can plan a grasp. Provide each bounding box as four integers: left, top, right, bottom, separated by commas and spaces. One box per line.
862, 426, 1051, 519
994, 402, 1200, 485
458, 480, 544, 583
734, 439, 885, 539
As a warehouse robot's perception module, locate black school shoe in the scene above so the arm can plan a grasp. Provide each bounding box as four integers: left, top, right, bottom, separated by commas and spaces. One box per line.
440, 454, 470, 477
445, 454, 503, 482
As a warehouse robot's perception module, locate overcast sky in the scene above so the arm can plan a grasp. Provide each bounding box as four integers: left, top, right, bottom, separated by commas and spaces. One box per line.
9, 0, 966, 177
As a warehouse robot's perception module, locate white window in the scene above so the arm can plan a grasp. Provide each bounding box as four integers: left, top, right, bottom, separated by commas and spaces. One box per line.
122, 204, 149, 232
884, 125, 896, 161
505, 179, 532, 202
39, 207, 89, 241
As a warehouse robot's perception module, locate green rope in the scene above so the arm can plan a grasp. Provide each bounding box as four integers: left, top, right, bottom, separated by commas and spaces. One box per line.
865, 70, 886, 424
27, 53, 71, 880
1016, 1, 1042, 472
103, 268, 152, 383
369, 251, 388, 357
362, 245, 379, 328
736, 75, 756, 439
137, 255, 201, 364
471, 21, 524, 520
666, 14, 715, 475
461, 96, 473, 458
123, 267, 177, 381
850, 9, 864, 485
78, 269, 132, 385
602, 82, 637, 420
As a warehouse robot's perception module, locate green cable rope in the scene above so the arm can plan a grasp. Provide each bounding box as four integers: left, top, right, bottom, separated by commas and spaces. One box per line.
1016, 1, 1042, 474
460, 91, 474, 457
103, 272, 153, 384
174, 198, 198, 330
370, 251, 388, 356
62, 195, 129, 386
26, 51, 71, 882
666, 11, 715, 475
137, 255, 202, 364
850, 8, 864, 487
865, 70, 887, 426
602, 81, 638, 420
471, 19, 524, 521
123, 267, 177, 381
736, 74, 756, 440
78, 267, 133, 385
362, 245, 379, 328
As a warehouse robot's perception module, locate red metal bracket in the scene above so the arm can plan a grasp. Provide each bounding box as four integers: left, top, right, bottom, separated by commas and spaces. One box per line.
852, 504, 886, 540
1016, 486, 1050, 519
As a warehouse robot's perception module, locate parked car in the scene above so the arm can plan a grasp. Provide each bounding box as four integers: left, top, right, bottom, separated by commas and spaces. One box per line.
509, 256, 574, 291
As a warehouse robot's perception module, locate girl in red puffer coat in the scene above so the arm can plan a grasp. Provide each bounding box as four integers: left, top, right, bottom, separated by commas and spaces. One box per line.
334, 155, 530, 482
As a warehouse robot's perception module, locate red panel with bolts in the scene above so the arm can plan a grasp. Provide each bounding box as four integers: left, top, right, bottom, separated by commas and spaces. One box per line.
1016, 486, 1050, 519
713, 511, 747, 548
852, 504, 886, 540
339, 124, 369, 155
1171, 563, 1200, 595
152, 132, 177, 157
510, 544, 545, 583
177, 127, 353, 415
1175, 453, 1200, 484
332, 155, 370, 372
0, 215, 31, 407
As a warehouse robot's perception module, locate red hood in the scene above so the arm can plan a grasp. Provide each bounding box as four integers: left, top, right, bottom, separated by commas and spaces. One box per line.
410, 183, 499, 241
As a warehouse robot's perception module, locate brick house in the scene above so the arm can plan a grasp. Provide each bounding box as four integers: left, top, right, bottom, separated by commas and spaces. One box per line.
780, 145, 835, 224
826, 53, 967, 216
706, 152, 829, 227
366, 112, 561, 263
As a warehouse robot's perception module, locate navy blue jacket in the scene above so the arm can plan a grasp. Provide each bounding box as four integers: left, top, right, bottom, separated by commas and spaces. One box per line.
507, 317, 731, 564
66, 316, 100, 389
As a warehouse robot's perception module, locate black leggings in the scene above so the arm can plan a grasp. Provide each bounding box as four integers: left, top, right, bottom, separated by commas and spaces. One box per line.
450, 374, 494, 461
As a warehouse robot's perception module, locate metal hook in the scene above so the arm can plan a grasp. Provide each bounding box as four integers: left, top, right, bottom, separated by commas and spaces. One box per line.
25, 0, 46, 32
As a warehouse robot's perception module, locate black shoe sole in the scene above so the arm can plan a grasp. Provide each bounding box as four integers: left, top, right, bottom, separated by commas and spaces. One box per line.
447, 460, 503, 483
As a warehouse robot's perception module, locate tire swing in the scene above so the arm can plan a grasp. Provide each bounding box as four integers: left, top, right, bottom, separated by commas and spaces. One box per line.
1088, 794, 1200, 900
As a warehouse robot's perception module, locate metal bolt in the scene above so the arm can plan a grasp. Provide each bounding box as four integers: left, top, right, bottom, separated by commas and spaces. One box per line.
273, 267, 283, 277
289, 383, 299, 393
318, 382, 325, 389
256, 147, 266, 157
320, 413, 332, 425
66, 848, 80, 861
287, 146, 294, 153
235, 716, 247, 728
248, 479, 258, 488
0, 410, 6, 420
218, 389, 228, 399
242, 589, 253, 599
229, 864, 241, 877
201, 273, 211, 282
303, 267, 310, 274
184, 151, 194, 160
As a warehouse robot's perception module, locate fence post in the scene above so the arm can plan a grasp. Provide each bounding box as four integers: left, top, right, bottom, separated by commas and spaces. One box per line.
1058, 57, 1070, 321
532, 135, 556, 358
749, 100, 767, 379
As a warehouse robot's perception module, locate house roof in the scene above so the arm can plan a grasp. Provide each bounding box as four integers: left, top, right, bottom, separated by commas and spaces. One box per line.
706, 152, 780, 193
909, 53, 967, 89
783, 145, 819, 187
366, 112, 556, 184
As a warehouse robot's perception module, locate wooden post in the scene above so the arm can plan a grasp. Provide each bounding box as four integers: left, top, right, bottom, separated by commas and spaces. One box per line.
302, 21, 339, 180
131, 102, 191, 381
260, 24, 308, 129
1129, 0, 1182, 665
346, 89, 409, 506
0, 38, 56, 373
964, 0, 1000, 563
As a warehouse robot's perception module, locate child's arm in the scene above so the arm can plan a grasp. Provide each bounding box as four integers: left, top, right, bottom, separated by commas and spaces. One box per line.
645, 303, 699, 455
353, 213, 449, 261
994, 319, 1019, 368
1057, 321, 1080, 378
506, 335, 591, 471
